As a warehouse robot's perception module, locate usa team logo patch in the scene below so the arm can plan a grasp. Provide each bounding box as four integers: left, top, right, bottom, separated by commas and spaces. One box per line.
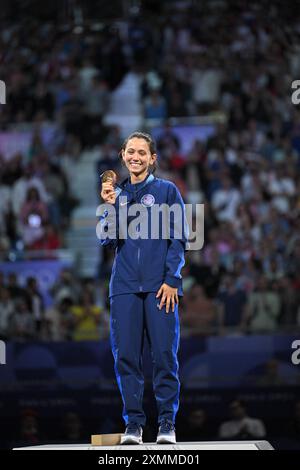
141, 194, 155, 207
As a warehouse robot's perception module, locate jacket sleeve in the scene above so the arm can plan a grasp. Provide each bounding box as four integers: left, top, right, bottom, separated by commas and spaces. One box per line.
98, 202, 119, 249
164, 182, 189, 288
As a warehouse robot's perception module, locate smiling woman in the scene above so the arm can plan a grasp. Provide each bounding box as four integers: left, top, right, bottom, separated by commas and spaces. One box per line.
99, 130, 188, 445
119, 131, 158, 182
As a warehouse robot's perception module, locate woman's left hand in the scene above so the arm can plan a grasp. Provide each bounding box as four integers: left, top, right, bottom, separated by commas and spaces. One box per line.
156, 283, 179, 313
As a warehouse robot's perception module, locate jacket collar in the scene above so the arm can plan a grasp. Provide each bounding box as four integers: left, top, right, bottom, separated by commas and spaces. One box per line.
118, 172, 155, 194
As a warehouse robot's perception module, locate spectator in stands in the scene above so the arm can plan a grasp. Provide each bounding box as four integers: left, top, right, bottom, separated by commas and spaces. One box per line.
191, 55, 223, 113
245, 276, 281, 333
278, 277, 300, 330
30, 223, 61, 253
6, 272, 27, 302
13, 409, 42, 447
10, 299, 35, 341
26, 277, 45, 335
78, 58, 99, 93
40, 160, 65, 228
144, 89, 167, 121
0, 272, 4, 290
157, 123, 181, 159
20, 187, 49, 247
219, 400, 266, 439
103, 125, 123, 152
178, 408, 215, 441
96, 143, 121, 191
217, 274, 248, 335
83, 76, 110, 147
71, 290, 102, 341
30, 81, 55, 121
0, 287, 14, 339
211, 175, 241, 223
28, 129, 46, 161
232, 258, 257, 293
168, 142, 186, 173
60, 411, 85, 444
264, 256, 285, 282
191, 248, 227, 299
0, 185, 10, 238
167, 86, 189, 118
181, 262, 197, 294
287, 239, 300, 282
268, 164, 296, 214
1, 153, 23, 187
184, 140, 206, 200
45, 297, 75, 341
11, 163, 50, 219
256, 359, 287, 387
182, 284, 219, 336
0, 236, 10, 261
50, 269, 81, 305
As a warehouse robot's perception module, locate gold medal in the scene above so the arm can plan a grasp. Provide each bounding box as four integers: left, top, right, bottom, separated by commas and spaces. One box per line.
101, 170, 117, 184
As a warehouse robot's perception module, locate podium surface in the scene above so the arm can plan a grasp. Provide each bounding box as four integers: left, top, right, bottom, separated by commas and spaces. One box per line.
14, 440, 274, 450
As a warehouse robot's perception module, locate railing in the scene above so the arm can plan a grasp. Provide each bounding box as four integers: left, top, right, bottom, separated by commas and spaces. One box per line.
180, 324, 300, 337
3, 249, 76, 263
144, 113, 227, 129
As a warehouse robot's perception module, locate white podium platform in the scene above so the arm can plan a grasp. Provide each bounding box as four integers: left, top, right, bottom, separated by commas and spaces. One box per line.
14, 441, 274, 450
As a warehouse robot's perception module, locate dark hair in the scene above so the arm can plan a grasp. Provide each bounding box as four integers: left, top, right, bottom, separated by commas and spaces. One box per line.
230, 399, 246, 410
26, 186, 40, 202
119, 131, 157, 174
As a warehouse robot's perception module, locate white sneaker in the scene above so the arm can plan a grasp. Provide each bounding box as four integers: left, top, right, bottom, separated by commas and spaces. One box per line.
156, 419, 176, 444
121, 423, 143, 445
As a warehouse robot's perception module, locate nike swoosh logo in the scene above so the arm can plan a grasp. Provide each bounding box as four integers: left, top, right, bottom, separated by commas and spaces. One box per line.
120, 201, 129, 206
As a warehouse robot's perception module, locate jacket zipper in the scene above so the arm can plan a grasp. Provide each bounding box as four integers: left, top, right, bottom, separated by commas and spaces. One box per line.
137, 240, 142, 292
124, 173, 154, 293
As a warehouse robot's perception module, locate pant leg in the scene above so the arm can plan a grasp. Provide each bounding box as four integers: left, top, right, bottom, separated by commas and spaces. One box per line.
110, 293, 146, 426
144, 292, 180, 424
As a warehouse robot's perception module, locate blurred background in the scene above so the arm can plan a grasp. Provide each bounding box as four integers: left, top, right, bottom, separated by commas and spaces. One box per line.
0, 0, 300, 450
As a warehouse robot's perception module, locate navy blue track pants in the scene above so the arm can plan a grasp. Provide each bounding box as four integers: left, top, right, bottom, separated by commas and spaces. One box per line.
109, 292, 180, 427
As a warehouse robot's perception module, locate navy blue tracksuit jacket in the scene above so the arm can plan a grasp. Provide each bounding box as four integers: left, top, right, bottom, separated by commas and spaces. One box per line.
99, 172, 188, 426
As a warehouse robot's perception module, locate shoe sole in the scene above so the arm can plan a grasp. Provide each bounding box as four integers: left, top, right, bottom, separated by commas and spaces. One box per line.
121, 436, 143, 445
156, 435, 176, 444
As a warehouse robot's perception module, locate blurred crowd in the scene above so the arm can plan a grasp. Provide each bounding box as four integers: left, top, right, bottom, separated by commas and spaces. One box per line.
0, 268, 109, 341
1, 0, 300, 339
7, 398, 300, 450
0, 136, 81, 256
